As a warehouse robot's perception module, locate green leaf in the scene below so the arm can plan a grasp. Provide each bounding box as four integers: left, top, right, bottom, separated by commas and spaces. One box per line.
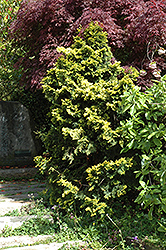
148, 131, 157, 139
161, 198, 166, 205
135, 190, 146, 203
161, 204, 166, 213
139, 180, 146, 188
152, 189, 161, 194
127, 139, 134, 149
153, 113, 158, 121
158, 226, 166, 232
142, 170, 150, 175
153, 137, 161, 147
122, 104, 132, 113
153, 198, 161, 205
145, 112, 151, 120
144, 141, 150, 152
148, 206, 153, 220
162, 190, 166, 196
130, 104, 136, 116
158, 222, 166, 232
140, 129, 148, 134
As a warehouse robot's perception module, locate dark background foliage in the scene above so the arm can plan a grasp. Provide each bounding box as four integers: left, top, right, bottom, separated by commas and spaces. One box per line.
9, 0, 166, 90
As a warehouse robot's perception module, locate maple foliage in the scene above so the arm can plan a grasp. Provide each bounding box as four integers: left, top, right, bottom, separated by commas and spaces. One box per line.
9, 0, 166, 89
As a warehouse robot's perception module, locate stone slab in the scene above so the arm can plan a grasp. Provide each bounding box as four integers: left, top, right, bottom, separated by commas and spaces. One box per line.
0, 200, 30, 216
0, 180, 46, 214
0, 101, 39, 166
0, 215, 53, 232
0, 235, 55, 248
1, 240, 84, 250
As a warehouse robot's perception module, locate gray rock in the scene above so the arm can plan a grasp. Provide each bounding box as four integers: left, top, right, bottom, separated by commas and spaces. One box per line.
0, 101, 41, 166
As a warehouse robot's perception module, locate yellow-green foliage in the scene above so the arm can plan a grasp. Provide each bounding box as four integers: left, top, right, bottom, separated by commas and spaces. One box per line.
54, 158, 133, 216
84, 158, 132, 216
37, 22, 139, 216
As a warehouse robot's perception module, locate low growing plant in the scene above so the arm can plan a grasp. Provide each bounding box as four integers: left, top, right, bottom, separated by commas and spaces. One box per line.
1, 196, 165, 249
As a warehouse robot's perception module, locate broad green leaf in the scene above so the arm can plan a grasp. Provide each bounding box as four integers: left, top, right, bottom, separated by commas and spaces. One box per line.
142, 170, 150, 175
162, 190, 166, 196
134, 195, 142, 203
145, 112, 151, 120
140, 129, 148, 134
144, 141, 150, 152
152, 189, 161, 194
153, 198, 161, 205
135, 190, 146, 203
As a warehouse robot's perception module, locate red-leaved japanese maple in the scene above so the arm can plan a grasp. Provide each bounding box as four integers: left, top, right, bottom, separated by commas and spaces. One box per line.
9, 0, 166, 89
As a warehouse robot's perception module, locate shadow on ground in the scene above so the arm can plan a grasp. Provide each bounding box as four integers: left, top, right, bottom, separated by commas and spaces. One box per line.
0, 180, 46, 202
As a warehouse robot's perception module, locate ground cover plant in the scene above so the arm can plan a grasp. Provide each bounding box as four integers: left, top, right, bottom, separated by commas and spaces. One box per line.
0, 196, 165, 249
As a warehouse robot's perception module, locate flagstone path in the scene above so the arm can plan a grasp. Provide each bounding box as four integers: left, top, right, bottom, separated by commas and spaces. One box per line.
0, 171, 85, 249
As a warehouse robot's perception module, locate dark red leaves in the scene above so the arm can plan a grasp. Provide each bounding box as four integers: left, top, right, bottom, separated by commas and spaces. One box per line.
9, 0, 166, 90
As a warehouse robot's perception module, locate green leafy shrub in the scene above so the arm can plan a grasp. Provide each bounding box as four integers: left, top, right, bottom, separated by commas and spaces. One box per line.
119, 75, 166, 218
0, 0, 24, 101
35, 22, 139, 216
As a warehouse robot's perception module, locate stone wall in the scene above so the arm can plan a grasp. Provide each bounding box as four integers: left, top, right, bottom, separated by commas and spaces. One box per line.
0, 101, 39, 166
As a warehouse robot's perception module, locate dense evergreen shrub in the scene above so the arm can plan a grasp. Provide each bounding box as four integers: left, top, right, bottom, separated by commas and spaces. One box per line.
35, 23, 166, 218
35, 23, 139, 216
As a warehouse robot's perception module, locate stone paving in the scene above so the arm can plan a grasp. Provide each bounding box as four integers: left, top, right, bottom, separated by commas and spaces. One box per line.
0, 176, 85, 250
3, 240, 84, 250
0, 179, 51, 249
0, 180, 46, 216
0, 180, 46, 202
0, 235, 55, 249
